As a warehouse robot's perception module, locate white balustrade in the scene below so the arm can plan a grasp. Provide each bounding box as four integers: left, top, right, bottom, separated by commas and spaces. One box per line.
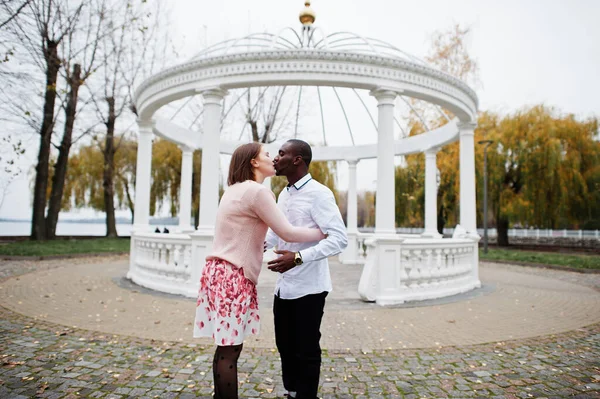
358, 237, 480, 305
127, 232, 196, 297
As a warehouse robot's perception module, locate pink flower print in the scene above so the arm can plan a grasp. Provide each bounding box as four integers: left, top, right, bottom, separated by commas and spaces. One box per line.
194, 258, 260, 345
221, 321, 230, 331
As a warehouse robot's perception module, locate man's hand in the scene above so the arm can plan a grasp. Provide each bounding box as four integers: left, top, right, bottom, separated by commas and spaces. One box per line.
267, 250, 296, 273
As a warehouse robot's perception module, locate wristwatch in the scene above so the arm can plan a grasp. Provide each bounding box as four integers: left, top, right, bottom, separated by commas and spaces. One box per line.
294, 251, 303, 266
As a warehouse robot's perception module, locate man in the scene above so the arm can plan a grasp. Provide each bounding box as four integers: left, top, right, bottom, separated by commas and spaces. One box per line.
266, 139, 348, 399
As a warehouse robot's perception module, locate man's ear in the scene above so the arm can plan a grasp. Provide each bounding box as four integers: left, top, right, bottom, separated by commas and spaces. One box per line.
292, 155, 302, 166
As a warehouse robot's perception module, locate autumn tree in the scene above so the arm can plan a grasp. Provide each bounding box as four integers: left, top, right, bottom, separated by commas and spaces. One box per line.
393, 24, 479, 232
65, 137, 202, 229
357, 190, 376, 228
64, 137, 137, 219
476, 106, 600, 245
426, 24, 480, 88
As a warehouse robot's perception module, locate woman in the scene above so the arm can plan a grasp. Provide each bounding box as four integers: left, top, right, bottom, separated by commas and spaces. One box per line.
194, 142, 325, 398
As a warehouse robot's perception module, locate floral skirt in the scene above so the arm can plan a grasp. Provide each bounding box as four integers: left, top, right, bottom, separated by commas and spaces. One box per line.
193, 258, 260, 346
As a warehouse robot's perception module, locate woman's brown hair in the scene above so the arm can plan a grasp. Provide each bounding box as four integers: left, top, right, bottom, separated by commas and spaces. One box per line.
227, 142, 263, 186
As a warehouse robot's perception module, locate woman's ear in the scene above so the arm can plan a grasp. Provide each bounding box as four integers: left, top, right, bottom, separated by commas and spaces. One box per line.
250, 158, 259, 168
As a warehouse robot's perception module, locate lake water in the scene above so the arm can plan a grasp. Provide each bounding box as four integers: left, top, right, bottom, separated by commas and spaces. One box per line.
0, 221, 135, 237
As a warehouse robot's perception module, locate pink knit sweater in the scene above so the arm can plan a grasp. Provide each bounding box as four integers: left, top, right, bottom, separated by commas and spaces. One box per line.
207, 180, 325, 284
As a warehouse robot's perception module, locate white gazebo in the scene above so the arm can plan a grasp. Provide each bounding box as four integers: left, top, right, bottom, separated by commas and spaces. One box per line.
128, 2, 481, 305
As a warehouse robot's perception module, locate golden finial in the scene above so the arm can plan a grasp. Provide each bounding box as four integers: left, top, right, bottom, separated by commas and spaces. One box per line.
299, 1, 316, 26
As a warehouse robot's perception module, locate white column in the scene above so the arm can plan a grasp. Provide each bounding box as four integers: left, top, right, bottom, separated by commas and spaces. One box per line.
189, 88, 227, 295
197, 88, 228, 232
133, 121, 153, 231
459, 122, 478, 235
178, 145, 194, 233
340, 159, 360, 264
347, 159, 359, 234
422, 148, 442, 238
371, 89, 397, 235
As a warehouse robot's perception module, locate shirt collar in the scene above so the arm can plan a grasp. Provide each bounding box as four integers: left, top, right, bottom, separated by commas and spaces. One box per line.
287, 173, 312, 191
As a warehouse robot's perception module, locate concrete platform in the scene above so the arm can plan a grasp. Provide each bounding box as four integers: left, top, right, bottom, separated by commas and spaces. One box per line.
1, 256, 599, 350
1, 255, 600, 398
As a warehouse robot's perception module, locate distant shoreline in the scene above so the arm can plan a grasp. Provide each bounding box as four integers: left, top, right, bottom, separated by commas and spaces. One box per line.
0, 218, 178, 225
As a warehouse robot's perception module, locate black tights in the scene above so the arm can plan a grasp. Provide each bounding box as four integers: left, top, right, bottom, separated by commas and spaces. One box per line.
213, 344, 243, 399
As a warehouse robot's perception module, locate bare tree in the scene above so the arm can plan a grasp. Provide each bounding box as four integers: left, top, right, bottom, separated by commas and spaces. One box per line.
243, 87, 291, 144
45, 0, 109, 238
0, 0, 31, 30
89, 0, 173, 236
1, 0, 88, 239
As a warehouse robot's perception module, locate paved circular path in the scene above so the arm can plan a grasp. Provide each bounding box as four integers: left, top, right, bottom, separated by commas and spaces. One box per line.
0, 256, 599, 398
0, 256, 599, 350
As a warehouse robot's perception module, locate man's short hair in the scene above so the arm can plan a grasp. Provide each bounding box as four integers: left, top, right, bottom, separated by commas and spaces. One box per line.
286, 139, 312, 167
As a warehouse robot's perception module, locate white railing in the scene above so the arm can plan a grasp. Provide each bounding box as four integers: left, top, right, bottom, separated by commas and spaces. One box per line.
358, 235, 480, 304
127, 230, 481, 305
500, 228, 599, 239
357, 227, 600, 239
398, 238, 475, 297
128, 232, 195, 297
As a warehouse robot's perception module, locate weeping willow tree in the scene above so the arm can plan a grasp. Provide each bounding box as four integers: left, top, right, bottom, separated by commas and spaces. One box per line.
477, 106, 599, 245
64, 137, 138, 222
64, 137, 203, 232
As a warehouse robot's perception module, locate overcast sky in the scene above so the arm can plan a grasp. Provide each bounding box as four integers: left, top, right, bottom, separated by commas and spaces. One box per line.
1, 0, 599, 220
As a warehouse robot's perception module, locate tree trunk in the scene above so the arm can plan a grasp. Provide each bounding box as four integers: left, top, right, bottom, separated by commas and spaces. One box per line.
45, 64, 81, 239
437, 203, 446, 235
122, 177, 134, 222
497, 215, 510, 247
249, 119, 259, 142
192, 151, 201, 229
103, 97, 118, 237
31, 40, 60, 240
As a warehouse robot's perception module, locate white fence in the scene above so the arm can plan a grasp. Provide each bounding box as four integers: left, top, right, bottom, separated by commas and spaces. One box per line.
356, 234, 480, 304
358, 227, 600, 239
128, 232, 196, 297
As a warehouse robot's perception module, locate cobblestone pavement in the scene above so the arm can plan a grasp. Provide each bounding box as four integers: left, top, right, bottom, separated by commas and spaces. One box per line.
0, 256, 599, 398
1, 257, 600, 350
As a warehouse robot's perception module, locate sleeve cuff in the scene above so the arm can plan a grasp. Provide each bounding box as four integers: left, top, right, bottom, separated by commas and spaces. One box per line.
300, 248, 315, 263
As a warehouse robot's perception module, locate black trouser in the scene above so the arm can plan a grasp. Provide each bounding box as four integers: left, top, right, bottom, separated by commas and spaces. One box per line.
273, 291, 328, 399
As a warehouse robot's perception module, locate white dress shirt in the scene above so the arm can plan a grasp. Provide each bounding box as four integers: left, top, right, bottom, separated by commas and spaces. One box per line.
265, 173, 348, 300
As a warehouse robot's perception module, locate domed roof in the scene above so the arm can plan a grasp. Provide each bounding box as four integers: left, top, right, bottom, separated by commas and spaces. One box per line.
190, 29, 429, 67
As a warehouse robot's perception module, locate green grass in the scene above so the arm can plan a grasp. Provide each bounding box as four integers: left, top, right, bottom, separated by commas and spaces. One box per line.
480, 248, 600, 270
0, 238, 130, 257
